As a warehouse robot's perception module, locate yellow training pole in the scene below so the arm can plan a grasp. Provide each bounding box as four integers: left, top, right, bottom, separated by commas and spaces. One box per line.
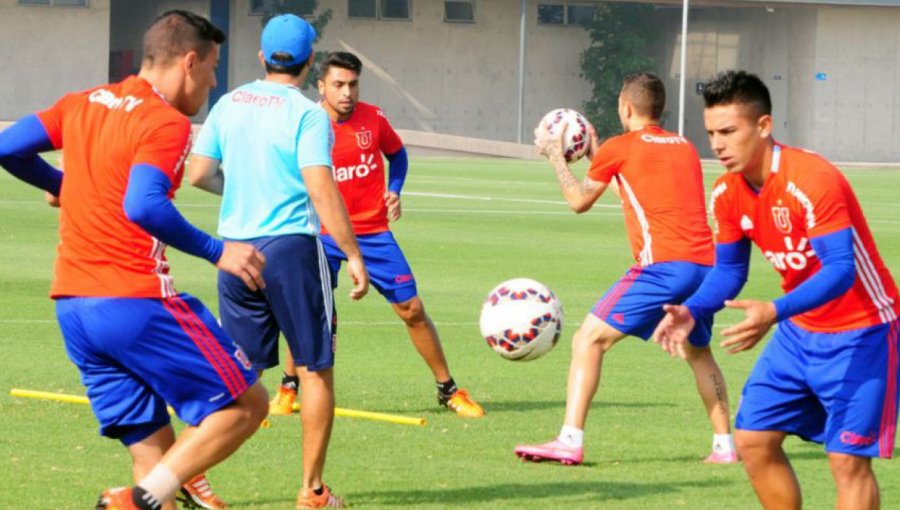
9, 389, 271, 428
291, 402, 426, 427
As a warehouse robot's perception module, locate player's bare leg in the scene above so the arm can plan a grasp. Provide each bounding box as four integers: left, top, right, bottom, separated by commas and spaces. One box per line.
828, 453, 879, 510
735, 429, 802, 509
296, 365, 336, 491
393, 296, 484, 417
155, 381, 268, 481
127, 426, 178, 510
392, 297, 451, 381
563, 314, 627, 429
683, 343, 737, 463
515, 314, 624, 464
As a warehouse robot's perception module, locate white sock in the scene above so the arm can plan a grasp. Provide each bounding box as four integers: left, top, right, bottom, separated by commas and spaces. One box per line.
558, 425, 584, 449
712, 433, 735, 454
137, 463, 181, 506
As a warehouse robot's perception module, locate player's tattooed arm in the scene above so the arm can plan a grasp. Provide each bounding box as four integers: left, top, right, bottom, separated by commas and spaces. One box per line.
549, 155, 607, 213
187, 154, 224, 195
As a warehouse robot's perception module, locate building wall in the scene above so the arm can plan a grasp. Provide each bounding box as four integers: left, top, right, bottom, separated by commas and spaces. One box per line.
227, 0, 592, 143
0, 0, 110, 119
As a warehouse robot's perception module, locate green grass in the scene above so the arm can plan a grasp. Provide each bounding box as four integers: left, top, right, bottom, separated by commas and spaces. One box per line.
2, 155, 900, 509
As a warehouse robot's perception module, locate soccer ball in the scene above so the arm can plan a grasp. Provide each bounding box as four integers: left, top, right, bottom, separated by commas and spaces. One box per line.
479, 278, 563, 361
538, 108, 591, 163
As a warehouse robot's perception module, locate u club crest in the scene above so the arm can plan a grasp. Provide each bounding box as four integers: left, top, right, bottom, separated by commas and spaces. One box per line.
356, 130, 373, 150
771, 206, 792, 234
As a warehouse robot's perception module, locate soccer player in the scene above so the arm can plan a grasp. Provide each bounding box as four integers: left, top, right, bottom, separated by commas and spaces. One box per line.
514, 73, 736, 465
654, 70, 899, 510
0, 10, 269, 510
267, 51, 484, 419
188, 15, 367, 509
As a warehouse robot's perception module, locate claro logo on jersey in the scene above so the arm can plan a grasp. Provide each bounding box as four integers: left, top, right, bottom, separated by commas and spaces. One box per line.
334, 153, 378, 183
89, 89, 144, 112
764, 236, 817, 271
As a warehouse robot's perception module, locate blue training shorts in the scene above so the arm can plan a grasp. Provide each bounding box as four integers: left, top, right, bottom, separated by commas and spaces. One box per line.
321, 231, 417, 304
736, 318, 900, 458
218, 234, 335, 372
56, 294, 257, 446
591, 261, 713, 347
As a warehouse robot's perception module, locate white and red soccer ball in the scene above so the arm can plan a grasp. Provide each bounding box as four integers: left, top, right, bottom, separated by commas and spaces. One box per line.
538, 108, 591, 163
479, 278, 563, 362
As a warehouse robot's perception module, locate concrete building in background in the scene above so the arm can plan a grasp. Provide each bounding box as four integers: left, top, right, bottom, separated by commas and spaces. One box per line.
1, 0, 899, 161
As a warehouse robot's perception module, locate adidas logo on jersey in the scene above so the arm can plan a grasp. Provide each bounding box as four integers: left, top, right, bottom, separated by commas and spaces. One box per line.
334, 153, 378, 183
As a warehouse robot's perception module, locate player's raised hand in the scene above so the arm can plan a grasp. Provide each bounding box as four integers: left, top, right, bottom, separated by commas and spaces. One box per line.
217, 241, 267, 291
719, 299, 777, 354
584, 123, 601, 161
384, 191, 402, 221
534, 120, 566, 161
345, 255, 369, 301
652, 304, 695, 359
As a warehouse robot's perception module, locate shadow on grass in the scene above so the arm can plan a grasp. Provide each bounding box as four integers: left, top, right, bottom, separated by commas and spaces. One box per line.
344, 478, 733, 506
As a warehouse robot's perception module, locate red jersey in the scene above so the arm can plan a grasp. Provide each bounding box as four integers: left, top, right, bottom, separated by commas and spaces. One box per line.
710, 143, 899, 332
587, 125, 714, 267
37, 76, 192, 299
323, 101, 403, 235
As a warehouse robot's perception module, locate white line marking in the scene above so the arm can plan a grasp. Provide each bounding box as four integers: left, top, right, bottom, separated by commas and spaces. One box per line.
404, 191, 621, 209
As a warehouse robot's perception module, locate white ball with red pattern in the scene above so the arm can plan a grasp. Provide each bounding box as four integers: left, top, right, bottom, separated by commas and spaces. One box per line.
479, 278, 564, 361
538, 108, 591, 163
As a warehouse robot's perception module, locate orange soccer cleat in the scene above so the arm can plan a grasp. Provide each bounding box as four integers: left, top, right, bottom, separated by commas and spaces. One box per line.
439, 388, 485, 418
177, 474, 228, 510
269, 385, 298, 416
96, 487, 139, 510
296, 485, 345, 509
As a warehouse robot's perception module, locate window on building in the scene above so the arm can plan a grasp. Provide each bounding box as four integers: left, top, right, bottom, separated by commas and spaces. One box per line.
567, 4, 596, 25
349, 0, 410, 20
537, 4, 564, 25
19, 0, 88, 5
381, 0, 410, 19
444, 0, 473, 23
538, 2, 595, 26
250, 0, 315, 17
349, 0, 377, 18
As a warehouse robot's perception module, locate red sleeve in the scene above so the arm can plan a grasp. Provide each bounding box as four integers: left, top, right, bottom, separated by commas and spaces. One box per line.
586, 135, 627, 183
377, 109, 403, 155
35, 92, 82, 149
710, 176, 745, 244
132, 112, 192, 186
792, 161, 852, 239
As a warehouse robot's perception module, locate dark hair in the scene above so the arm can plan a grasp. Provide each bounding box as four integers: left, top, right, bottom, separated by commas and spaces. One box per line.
702, 70, 772, 118
142, 10, 226, 67
319, 51, 363, 78
621, 73, 665, 120
265, 51, 308, 76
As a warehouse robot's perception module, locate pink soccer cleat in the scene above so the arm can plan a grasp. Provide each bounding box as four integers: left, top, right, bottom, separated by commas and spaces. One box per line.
514, 439, 583, 466
704, 451, 740, 464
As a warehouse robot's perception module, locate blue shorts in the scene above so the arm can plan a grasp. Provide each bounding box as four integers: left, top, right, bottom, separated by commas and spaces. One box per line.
218, 234, 335, 372
736, 319, 900, 458
56, 294, 257, 446
591, 261, 713, 347
321, 231, 417, 304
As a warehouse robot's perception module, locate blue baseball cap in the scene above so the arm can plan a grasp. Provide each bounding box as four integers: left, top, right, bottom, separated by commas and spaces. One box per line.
261, 14, 316, 66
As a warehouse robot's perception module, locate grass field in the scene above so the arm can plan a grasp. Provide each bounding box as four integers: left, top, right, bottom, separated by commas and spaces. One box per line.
2, 155, 900, 509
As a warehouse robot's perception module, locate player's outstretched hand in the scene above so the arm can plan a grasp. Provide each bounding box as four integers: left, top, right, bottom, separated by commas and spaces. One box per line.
346, 256, 369, 301
719, 299, 777, 354
384, 191, 402, 221
652, 304, 695, 359
217, 241, 267, 292
534, 120, 566, 161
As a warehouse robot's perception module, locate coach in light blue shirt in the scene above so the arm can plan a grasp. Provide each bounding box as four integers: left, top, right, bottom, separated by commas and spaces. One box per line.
187, 14, 368, 507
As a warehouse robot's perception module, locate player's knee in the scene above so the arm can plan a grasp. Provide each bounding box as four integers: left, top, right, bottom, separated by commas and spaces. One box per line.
829, 453, 873, 484
239, 383, 269, 427
572, 328, 615, 353
683, 343, 711, 362
395, 297, 426, 325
